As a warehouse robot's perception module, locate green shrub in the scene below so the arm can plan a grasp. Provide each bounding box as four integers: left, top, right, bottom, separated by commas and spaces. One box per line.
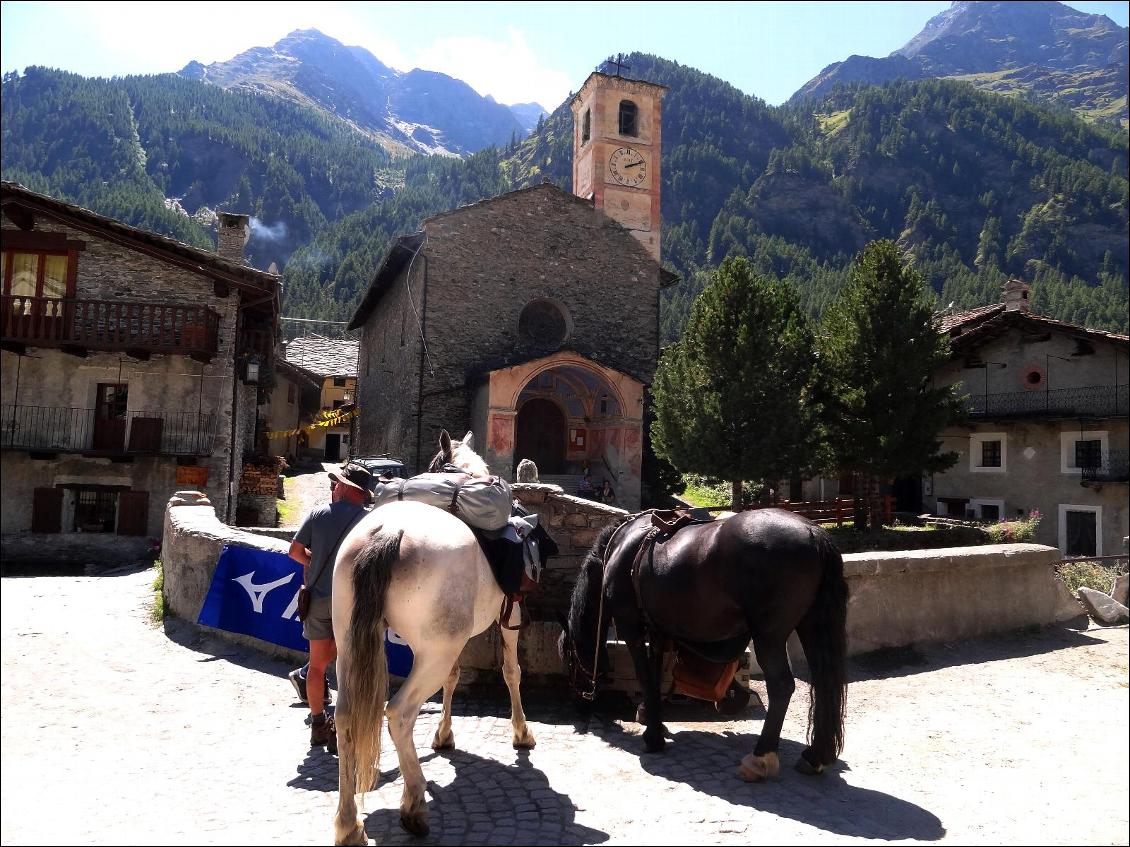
985, 509, 1041, 543
150, 558, 166, 624
1057, 560, 1116, 595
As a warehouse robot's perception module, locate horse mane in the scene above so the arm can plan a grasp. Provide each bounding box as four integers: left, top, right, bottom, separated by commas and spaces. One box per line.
567, 518, 629, 637
450, 439, 490, 477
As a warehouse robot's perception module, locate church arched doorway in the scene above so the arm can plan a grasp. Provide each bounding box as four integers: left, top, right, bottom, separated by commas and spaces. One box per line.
515, 398, 565, 474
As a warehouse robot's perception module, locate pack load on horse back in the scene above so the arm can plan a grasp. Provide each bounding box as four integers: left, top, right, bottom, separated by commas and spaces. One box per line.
559, 507, 848, 783
330, 431, 556, 846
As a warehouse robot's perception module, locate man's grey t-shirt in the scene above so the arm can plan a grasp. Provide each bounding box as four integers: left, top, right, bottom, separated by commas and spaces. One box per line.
293, 501, 366, 598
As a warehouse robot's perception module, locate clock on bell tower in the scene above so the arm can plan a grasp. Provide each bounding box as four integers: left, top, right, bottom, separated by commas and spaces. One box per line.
571, 61, 667, 264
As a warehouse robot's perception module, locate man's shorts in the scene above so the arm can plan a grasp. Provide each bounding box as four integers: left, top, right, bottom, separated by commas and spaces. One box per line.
302, 594, 334, 641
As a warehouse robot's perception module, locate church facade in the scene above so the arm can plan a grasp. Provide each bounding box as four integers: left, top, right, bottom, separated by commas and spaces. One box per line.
349, 71, 667, 509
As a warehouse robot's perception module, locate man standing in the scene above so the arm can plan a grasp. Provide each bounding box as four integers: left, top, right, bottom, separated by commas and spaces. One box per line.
288, 462, 373, 750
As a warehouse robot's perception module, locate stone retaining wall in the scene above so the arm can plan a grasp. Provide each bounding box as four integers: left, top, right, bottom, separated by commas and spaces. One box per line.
160, 491, 1087, 688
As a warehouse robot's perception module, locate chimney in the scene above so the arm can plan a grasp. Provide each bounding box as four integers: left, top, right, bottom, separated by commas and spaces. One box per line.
1002, 278, 1031, 313
217, 212, 251, 264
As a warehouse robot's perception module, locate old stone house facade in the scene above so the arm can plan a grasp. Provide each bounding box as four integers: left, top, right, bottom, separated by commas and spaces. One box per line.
272, 335, 359, 462
932, 280, 1128, 556
349, 71, 669, 510
0, 182, 279, 559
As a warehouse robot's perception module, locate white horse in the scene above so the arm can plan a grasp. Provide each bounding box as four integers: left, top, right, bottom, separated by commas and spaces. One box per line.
331, 431, 536, 845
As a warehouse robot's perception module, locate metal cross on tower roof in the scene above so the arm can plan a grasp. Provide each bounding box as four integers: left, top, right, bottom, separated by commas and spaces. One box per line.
602, 54, 631, 77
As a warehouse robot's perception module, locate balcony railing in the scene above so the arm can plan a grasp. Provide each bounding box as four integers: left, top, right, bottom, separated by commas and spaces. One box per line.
1082, 449, 1130, 484
964, 384, 1129, 419
0, 405, 218, 456
1, 295, 221, 357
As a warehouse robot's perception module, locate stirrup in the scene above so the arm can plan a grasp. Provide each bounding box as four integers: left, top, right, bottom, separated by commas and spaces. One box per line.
498, 593, 527, 631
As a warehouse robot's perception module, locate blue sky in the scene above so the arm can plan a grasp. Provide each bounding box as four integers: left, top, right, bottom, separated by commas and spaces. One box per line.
1, 1, 1126, 108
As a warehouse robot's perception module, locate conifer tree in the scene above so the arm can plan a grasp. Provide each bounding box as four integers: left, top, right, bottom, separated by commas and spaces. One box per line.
818, 240, 962, 527
651, 257, 824, 510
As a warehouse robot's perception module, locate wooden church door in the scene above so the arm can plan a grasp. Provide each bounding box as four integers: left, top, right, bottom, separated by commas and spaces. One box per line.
515, 398, 565, 474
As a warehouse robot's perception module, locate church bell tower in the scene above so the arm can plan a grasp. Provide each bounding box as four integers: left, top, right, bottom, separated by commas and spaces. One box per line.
571, 59, 666, 264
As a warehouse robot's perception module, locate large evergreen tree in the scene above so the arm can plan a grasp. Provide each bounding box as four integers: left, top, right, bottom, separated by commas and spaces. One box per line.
651, 257, 823, 509
818, 240, 963, 526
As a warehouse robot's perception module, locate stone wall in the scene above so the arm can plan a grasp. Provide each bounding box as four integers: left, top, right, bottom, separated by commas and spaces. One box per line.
511, 483, 627, 615
161, 491, 305, 664
160, 492, 1085, 692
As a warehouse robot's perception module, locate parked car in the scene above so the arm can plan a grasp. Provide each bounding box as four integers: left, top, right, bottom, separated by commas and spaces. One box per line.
352, 456, 407, 491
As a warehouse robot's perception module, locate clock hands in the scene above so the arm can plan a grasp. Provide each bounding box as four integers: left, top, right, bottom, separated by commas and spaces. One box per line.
623, 159, 644, 169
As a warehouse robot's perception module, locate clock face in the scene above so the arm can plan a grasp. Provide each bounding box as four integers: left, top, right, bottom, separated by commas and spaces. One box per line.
608, 147, 647, 187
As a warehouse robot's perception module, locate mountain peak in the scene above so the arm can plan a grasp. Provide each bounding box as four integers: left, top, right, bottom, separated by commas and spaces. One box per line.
791, 0, 1127, 125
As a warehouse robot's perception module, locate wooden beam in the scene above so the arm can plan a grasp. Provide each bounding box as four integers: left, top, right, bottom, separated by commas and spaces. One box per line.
2, 202, 35, 231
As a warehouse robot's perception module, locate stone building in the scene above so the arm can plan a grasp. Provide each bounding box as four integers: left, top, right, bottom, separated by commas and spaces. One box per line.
932, 279, 1128, 556
349, 70, 670, 509
264, 335, 360, 464
0, 182, 279, 562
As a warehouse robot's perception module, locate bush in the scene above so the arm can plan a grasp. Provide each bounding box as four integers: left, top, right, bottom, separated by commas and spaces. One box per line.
985, 509, 1041, 543
150, 558, 166, 624
1057, 560, 1117, 595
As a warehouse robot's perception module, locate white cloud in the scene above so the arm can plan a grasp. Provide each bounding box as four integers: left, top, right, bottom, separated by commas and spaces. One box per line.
411, 27, 569, 108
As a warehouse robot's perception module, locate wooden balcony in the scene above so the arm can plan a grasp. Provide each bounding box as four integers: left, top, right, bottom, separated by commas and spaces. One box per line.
1, 295, 221, 359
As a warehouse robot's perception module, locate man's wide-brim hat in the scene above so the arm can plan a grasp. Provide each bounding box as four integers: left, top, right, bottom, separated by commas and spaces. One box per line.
329, 463, 376, 500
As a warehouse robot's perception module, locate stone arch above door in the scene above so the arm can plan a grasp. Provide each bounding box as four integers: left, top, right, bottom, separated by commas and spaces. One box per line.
474, 351, 645, 509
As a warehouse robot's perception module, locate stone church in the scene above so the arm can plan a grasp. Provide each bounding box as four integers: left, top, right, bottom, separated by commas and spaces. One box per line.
349, 70, 670, 509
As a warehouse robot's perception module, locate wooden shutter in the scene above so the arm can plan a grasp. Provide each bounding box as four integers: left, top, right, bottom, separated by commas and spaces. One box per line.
31, 487, 63, 533
127, 417, 164, 452
116, 490, 149, 536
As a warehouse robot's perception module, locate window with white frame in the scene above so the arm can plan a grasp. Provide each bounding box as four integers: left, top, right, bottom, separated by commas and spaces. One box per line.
968, 498, 1004, 522
1060, 430, 1108, 474
1058, 504, 1102, 557
970, 432, 1007, 473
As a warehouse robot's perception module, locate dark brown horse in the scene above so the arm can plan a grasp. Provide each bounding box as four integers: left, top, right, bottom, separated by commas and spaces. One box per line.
559, 509, 848, 781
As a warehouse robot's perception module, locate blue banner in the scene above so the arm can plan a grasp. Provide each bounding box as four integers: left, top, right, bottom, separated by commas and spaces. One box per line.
197, 544, 413, 676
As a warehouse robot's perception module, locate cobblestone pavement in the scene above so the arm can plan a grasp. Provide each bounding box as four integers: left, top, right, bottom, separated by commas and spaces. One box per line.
2, 566, 1127, 846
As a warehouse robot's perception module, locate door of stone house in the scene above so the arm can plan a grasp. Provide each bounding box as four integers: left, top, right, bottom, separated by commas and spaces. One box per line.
1064, 509, 1098, 557
325, 433, 341, 462
93, 383, 127, 452
515, 398, 565, 474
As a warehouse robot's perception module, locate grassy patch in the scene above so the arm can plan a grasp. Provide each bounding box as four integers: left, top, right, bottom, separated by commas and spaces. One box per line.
150, 558, 166, 625
817, 109, 851, 135
276, 476, 300, 526
680, 476, 733, 509
1057, 560, 1117, 595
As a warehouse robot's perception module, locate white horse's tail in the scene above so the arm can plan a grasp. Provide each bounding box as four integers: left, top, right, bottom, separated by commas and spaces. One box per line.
346, 527, 403, 797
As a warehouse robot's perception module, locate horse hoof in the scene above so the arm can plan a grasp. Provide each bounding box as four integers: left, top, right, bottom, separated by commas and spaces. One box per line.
642, 727, 666, 754
431, 731, 455, 750
513, 729, 537, 750
795, 755, 825, 776
335, 820, 367, 846
399, 811, 430, 837
738, 752, 780, 782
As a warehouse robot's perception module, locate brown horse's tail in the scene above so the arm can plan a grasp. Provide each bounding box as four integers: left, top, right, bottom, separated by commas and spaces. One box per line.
344, 527, 403, 797
797, 532, 848, 767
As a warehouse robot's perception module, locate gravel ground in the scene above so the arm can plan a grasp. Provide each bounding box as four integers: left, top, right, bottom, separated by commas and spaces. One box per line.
2, 563, 1127, 846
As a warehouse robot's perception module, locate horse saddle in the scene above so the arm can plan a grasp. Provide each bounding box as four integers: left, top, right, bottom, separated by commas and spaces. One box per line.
649, 508, 712, 537
473, 504, 559, 630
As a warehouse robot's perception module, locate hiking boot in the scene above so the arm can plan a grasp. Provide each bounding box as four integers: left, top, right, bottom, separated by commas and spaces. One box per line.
288, 669, 308, 704
289, 669, 332, 707
310, 714, 337, 753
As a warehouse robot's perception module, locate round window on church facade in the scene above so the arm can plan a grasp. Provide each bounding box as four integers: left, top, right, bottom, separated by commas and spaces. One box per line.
518, 299, 570, 348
